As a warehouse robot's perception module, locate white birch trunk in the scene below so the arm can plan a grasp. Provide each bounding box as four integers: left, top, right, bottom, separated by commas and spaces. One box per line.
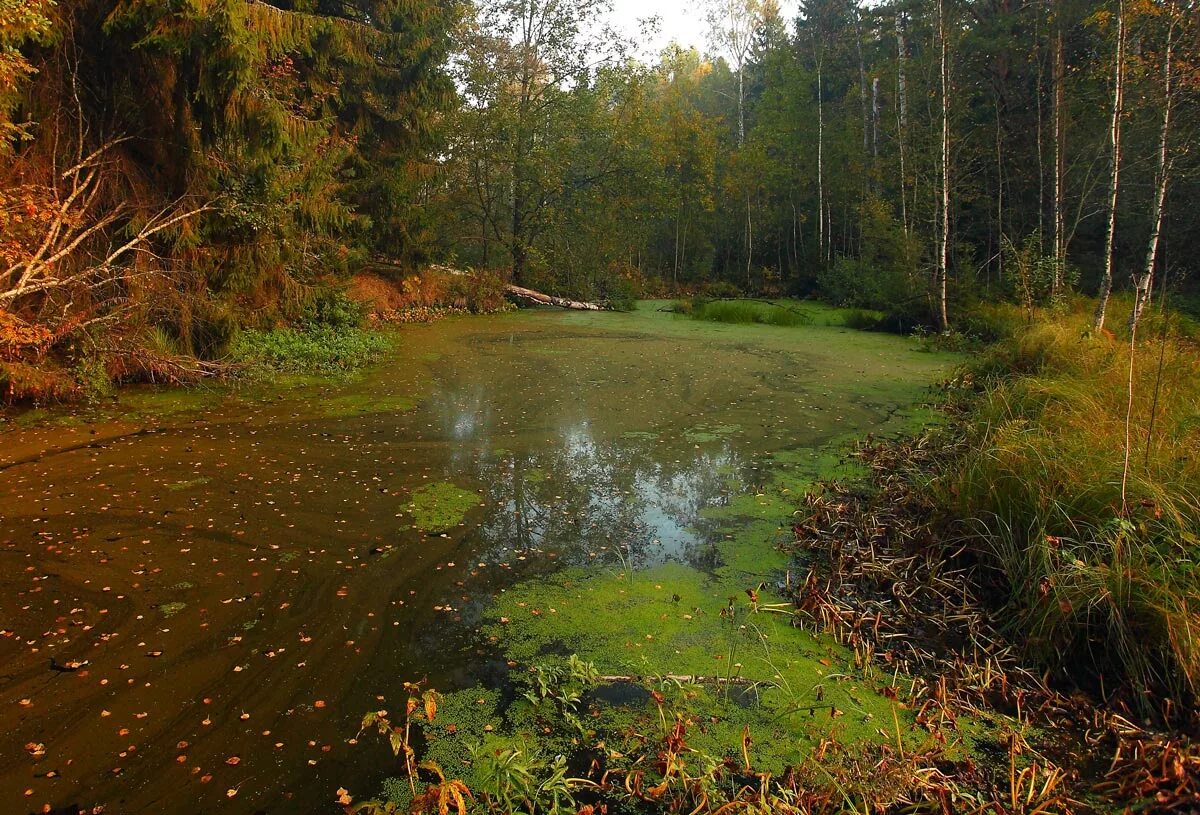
1129, 21, 1176, 331
1093, 0, 1126, 331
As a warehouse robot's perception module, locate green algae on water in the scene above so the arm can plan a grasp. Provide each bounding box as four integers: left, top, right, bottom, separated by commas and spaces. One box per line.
167, 477, 212, 491
318, 392, 418, 418
407, 481, 481, 532
684, 423, 742, 444
158, 601, 187, 618
482, 562, 919, 749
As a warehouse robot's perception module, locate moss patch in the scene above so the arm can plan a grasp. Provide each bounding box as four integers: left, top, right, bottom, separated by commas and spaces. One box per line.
407, 482, 481, 532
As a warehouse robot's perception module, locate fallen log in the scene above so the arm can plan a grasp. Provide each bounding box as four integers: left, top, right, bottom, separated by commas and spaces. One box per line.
503, 283, 604, 311
422, 263, 608, 311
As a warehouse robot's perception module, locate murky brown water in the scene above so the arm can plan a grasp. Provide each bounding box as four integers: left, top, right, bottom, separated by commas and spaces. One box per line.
0, 307, 953, 814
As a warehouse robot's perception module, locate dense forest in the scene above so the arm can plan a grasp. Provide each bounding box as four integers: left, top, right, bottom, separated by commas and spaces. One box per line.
3, 0, 1197, 391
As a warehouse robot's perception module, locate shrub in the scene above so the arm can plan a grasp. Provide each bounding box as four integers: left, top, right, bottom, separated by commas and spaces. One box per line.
0, 360, 79, 403
700, 280, 742, 299
684, 298, 812, 327
229, 324, 389, 374
842, 308, 884, 330
300, 288, 367, 330
444, 268, 511, 313
816, 197, 922, 324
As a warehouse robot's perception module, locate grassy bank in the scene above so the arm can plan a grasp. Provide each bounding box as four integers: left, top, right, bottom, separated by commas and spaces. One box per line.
934, 298, 1200, 711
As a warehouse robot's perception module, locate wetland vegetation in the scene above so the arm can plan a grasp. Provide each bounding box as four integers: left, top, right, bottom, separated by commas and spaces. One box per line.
3, 0, 1200, 812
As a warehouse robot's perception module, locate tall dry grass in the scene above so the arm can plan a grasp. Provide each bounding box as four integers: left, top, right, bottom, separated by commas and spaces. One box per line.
941, 297, 1200, 711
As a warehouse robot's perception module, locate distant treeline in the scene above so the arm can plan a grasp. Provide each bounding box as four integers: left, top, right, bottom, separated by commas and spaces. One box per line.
2, 0, 1198, 393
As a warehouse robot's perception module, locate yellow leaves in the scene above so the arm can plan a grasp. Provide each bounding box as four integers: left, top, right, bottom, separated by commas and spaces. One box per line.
423, 689, 438, 723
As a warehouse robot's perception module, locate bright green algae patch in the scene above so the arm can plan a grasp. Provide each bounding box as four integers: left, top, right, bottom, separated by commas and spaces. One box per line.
406, 481, 481, 532
484, 562, 912, 742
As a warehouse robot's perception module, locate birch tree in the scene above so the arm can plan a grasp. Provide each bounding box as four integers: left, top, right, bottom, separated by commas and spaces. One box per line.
706, 0, 764, 147
1129, 0, 1190, 330
1093, 0, 1127, 331
937, 0, 952, 331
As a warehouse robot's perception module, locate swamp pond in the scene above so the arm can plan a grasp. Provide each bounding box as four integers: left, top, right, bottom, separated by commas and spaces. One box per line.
1, 304, 965, 813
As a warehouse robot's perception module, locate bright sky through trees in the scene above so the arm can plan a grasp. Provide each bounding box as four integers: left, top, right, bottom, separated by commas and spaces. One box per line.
610, 0, 799, 56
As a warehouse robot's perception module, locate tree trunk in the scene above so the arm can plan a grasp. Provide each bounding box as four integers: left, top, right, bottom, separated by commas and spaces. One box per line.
871, 77, 880, 161
937, 0, 951, 331
1052, 0, 1067, 290
995, 96, 1005, 286
745, 193, 753, 287
896, 12, 910, 238
855, 10, 869, 156
425, 265, 607, 310
816, 59, 825, 263
1094, 0, 1126, 331
505, 284, 605, 310
1130, 20, 1175, 331
737, 67, 745, 147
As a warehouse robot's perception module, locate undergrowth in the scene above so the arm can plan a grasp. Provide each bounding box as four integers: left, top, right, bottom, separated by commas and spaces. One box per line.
674, 297, 813, 327
229, 325, 390, 375
228, 291, 392, 375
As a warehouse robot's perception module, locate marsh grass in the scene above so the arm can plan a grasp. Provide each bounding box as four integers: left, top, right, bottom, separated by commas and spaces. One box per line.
678, 297, 814, 327
941, 298, 1200, 710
